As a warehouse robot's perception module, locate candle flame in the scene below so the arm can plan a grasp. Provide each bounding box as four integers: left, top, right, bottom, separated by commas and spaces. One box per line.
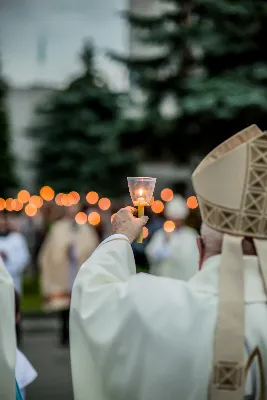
139, 189, 143, 196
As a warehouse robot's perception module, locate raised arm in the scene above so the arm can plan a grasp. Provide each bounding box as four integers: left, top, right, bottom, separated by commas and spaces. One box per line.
70, 207, 148, 331
70, 208, 148, 399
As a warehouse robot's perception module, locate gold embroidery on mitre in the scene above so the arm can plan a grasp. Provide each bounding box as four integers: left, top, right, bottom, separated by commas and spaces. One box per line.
197, 130, 267, 238
195, 125, 262, 172
213, 361, 243, 391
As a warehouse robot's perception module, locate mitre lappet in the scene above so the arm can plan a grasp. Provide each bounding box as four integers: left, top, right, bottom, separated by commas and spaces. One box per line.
192, 125, 267, 400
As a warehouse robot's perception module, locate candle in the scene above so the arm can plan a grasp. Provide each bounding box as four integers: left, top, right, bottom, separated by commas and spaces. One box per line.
127, 177, 156, 245
134, 189, 147, 206
137, 189, 145, 243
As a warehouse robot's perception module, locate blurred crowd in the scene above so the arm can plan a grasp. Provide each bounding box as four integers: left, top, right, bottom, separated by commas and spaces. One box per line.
0, 194, 201, 349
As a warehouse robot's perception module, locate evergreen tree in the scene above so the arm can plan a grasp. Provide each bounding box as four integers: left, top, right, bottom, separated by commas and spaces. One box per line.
110, 0, 267, 161
181, 0, 267, 151
0, 61, 17, 197
109, 0, 198, 162
29, 41, 137, 197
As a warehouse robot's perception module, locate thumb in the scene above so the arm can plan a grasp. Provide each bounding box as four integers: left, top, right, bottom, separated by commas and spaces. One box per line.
138, 216, 149, 227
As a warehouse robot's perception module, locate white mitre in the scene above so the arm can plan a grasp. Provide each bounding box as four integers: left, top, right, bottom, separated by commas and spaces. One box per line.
165, 195, 189, 220
192, 125, 267, 400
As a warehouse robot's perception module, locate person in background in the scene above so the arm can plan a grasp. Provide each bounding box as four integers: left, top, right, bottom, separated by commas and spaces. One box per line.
39, 204, 99, 346
14, 291, 37, 399
0, 210, 30, 345
20, 214, 36, 276
34, 203, 63, 275
145, 195, 199, 280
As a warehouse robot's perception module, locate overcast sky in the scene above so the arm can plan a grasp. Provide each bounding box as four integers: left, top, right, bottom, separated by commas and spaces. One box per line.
0, 0, 129, 90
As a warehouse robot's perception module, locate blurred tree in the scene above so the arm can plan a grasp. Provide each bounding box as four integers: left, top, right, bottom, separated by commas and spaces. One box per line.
110, 0, 267, 162
29, 41, 137, 196
0, 61, 17, 197
182, 0, 267, 150
109, 0, 200, 162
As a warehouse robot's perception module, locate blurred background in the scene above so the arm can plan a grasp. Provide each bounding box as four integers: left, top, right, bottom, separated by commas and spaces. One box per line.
1, 0, 267, 398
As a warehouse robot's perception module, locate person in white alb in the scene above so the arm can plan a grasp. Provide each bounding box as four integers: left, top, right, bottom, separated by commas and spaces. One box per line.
0, 256, 16, 400
0, 256, 37, 400
14, 290, 37, 399
145, 195, 199, 280
16, 349, 37, 399
70, 125, 267, 400
39, 204, 99, 345
0, 211, 30, 294
0, 211, 30, 344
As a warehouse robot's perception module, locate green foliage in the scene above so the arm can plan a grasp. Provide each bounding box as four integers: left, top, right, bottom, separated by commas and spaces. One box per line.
110, 0, 267, 161
29, 41, 137, 196
0, 62, 17, 196
22, 276, 41, 312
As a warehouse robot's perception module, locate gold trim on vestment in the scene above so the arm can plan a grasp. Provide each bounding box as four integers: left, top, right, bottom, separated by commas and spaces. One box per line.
245, 347, 265, 400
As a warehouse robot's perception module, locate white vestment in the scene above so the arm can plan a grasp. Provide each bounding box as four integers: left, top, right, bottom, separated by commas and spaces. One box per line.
0, 233, 30, 294
0, 257, 16, 400
39, 219, 99, 311
145, 227, 199, 280
16, 348, 37, 398
70, 235, 266, 400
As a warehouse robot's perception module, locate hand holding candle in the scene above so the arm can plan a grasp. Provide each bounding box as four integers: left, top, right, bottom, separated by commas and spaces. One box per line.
111, 207, 149, 243
127, 177, 156, 243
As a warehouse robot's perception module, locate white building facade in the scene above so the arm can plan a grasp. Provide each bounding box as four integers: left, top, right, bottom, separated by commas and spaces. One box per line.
1, 0, 128, 190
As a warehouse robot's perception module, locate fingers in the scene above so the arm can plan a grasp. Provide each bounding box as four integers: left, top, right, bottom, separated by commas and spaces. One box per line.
138, 216, 149, 227
118, 207, 146, 221
125, 206, 137, 215
112, 207, 149, 242
120, 206, 137, 218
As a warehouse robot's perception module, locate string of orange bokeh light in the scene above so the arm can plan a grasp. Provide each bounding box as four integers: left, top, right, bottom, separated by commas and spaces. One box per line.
0, 185, 198, 233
